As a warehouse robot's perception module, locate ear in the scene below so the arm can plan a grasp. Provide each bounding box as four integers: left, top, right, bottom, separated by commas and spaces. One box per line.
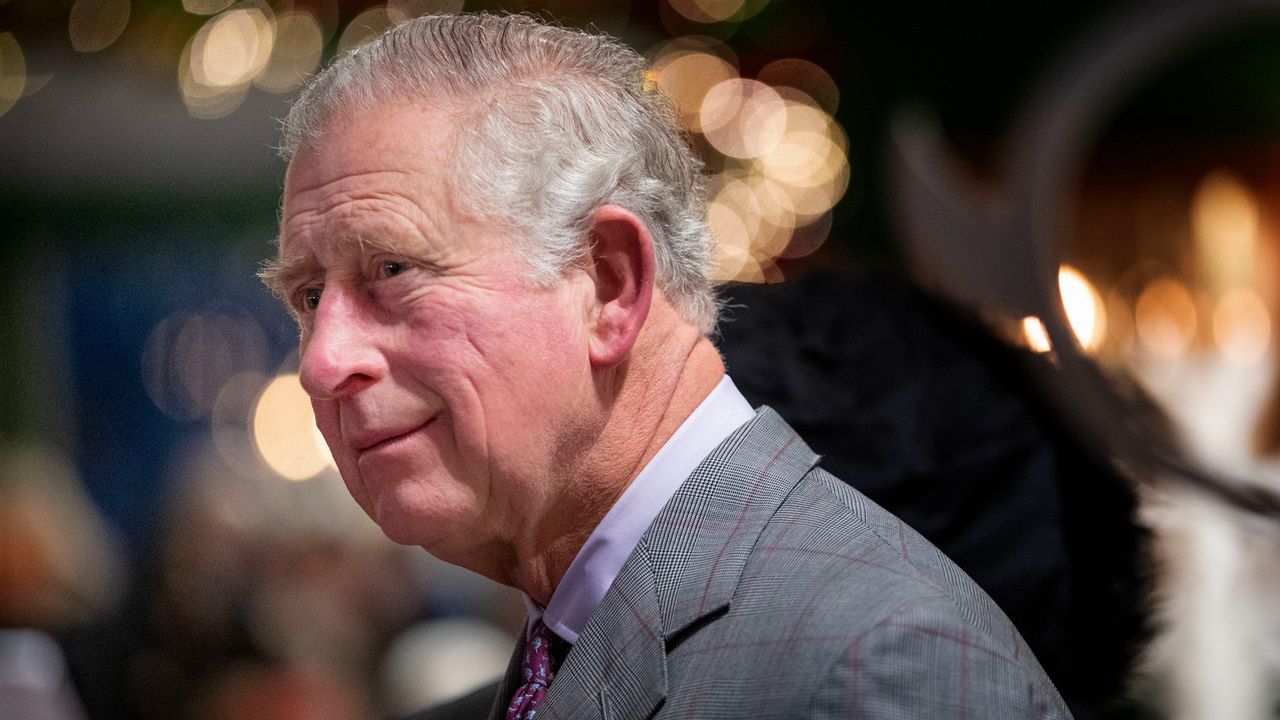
584, 204, 655, 368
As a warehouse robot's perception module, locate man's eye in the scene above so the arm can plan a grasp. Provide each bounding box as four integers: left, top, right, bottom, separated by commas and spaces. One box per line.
381, 260, 406, 278
302, 288, 322, 311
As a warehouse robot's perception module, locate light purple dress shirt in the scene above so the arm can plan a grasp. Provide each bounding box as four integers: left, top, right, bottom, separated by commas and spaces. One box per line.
523, 375, 757, 643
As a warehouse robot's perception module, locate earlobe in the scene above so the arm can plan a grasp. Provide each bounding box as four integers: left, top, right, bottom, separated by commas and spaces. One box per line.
585, 205, 655, 368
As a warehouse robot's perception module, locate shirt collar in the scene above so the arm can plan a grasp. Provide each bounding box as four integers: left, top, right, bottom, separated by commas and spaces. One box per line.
525, 375, 756, 643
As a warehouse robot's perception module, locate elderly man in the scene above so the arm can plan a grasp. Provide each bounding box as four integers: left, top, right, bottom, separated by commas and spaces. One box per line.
262, 12, 1070, 720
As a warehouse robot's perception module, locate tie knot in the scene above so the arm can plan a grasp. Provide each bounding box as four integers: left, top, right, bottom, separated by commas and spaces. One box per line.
522, 622, 558, 686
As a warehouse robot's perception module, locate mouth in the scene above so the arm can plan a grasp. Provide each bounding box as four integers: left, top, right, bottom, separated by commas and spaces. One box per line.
354, 416, 437, 457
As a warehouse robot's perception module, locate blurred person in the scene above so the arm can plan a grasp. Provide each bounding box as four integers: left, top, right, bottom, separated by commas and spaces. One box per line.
717, 272, 1148, 720
190, 661, 370, 720
65, 440, 425, 720
378, 616, 515, 717
261, 13, 1071, 719
58, 444, 277, 720
0, 444, 124, 720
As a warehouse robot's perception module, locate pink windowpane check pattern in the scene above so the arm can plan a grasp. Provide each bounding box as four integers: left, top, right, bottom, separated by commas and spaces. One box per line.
506, 622, 560, 720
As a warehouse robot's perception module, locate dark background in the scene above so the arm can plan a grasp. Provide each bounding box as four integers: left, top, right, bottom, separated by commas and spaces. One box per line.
4, 2, 1280, 718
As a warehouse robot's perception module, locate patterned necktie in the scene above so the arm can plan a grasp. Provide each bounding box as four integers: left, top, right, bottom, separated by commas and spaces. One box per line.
506, 621, 563, 720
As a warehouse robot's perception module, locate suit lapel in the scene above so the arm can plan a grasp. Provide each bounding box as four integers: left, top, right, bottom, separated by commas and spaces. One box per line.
541, 407, 819, 719
487, 631, 528, 720
542, 539, 667, 719
649, 407, 820, 638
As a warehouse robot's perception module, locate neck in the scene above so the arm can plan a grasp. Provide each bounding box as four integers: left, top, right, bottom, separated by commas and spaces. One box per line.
511, 308, 725, 606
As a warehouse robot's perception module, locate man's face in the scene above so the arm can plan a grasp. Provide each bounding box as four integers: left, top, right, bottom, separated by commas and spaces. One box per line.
275, 102, 595, 554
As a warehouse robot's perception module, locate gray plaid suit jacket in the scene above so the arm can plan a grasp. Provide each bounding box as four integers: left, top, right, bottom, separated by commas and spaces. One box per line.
490, 407, 1072, 719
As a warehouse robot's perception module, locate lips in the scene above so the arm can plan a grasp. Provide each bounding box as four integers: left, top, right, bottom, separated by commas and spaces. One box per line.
352, 416, 436, 456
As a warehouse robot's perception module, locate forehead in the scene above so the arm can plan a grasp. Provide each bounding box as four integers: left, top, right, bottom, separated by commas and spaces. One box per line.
278, 100, 467, 258
300, 98, 457, 171
283, 99, 460, 209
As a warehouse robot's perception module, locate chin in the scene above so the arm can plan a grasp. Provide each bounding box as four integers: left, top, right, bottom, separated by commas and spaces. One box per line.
372, 516, 427, 546
370, 503, 437, 546
369, 489, 468, 549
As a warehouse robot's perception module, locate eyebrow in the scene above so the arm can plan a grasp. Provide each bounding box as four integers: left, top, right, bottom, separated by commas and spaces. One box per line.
258, 232, 432, 301
354, 233, 422, 260
258, 251, 316, 302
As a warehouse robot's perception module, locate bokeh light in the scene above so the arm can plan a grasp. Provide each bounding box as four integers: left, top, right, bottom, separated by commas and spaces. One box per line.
710, 230, 765, 283
757, 58, 839, 114
764, 132, 847, 210
178, 3, 279, 118
212, 371, 272, 479
381, 618, 515, 717
179, 43, 250, 118
1135, 277, 1198, 359
387, 0, 466, 22
184, 0, 236, 14
653, 41, 850, 283
1058, 264, 1106, 352
252, 373, 334, 482
191, 4, 275, 88
741, 173, 795, 228
1104, 290, 1135, 359
1192, 169, 1259, 295
1021, 316, 1053, 353
665, 0, 769, 24
782, 212, 834, 260
254, 10, 324, 94
651, 46, 738, 133
0, 33, 26, 117
741, 183, 796, 260
68, 0, 132, 53
1213, 287, 1271, 365
337, 6, 395, 54
700, 78, 787, 159
142, 311, 270, 421
707, 187, 758, 282
667, 0, 746, 24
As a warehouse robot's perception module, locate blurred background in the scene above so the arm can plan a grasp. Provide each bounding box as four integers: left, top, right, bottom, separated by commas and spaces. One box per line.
4, 0, 1280, 718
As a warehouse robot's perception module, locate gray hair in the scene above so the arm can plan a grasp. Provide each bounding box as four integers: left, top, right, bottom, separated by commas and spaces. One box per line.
280, 13, 719, 333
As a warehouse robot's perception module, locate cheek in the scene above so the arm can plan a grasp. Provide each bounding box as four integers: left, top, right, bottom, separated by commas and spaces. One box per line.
399, 285, 588, 411
400, 297, 522, 376
486, 286, 585, 352
311, 400, 345, 457
485, 301, 590, 414
313, 400, 372, 511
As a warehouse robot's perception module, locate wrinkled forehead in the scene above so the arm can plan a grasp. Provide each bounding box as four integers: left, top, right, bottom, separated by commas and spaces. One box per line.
282, 88, 515, 228
283, 104, 453, 220
273, 97, 529, 266
287, 98, 455, 184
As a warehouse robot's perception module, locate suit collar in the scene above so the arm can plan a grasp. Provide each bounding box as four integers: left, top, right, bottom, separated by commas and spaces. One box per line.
526, 407, 818, 719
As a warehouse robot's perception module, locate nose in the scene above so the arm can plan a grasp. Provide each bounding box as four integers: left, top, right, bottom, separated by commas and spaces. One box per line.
298, 285, 382, 400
